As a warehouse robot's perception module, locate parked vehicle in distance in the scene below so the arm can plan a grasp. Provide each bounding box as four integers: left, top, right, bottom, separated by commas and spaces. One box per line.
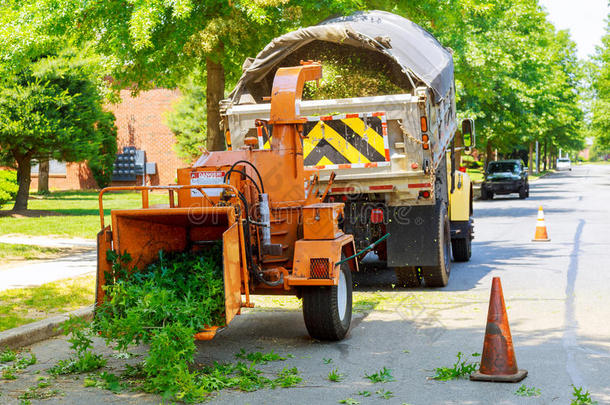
481, 159, 529, 200
556, 157, 572, 171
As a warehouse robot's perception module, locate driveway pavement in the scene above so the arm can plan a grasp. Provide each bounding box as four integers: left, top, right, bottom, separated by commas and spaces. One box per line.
0, 236, 95, 291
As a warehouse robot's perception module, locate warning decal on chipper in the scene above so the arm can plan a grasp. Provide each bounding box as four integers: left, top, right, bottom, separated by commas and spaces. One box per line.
190, 171, 225, 197
256, 112, 390, 170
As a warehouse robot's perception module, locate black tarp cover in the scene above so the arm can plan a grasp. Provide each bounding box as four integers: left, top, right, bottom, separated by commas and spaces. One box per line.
230, 10, 454, 103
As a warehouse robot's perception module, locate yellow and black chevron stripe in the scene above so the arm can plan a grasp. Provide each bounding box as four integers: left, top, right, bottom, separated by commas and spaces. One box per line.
257, 112, 390, 169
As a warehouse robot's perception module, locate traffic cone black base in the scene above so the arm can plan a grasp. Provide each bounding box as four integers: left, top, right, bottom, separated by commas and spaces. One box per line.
470, 369, 527, 382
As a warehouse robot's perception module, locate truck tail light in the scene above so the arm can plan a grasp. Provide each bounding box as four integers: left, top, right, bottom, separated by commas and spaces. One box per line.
419, 190, 431, 199
420, 116, 428, 132
422, 134, 429, 150
370, 208, 384, 224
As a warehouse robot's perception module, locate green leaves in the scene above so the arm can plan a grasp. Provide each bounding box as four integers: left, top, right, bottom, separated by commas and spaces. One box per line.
364, 367, 394, 383
571, 385, 598, 405
432, 352, 479, 381
1, 350, 37, 380
94, 248, 226, 402
591, 20, 610, 152
327, 368, 344, 382
515, 384, 541, 397
234, 349, 288, 365
49, 316, 106, 375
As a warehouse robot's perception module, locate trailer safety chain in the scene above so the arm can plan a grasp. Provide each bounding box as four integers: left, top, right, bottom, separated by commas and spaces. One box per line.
398, 119, 426, 145
397, 119, 437, 195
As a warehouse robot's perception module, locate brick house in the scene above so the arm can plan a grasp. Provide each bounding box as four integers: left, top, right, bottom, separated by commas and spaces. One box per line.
30, 88, 189, 190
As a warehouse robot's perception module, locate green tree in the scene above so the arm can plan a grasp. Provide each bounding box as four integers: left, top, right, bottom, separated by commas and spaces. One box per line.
0, 48, 116, 210
165, 73, 207, 162
40, 0, 364, 153
389, 0, 583, 165
591, 18, 610, 151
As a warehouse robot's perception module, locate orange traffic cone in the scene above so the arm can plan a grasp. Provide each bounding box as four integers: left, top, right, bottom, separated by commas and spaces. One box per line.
470, 277, 527, 382
532, 206, 550, 242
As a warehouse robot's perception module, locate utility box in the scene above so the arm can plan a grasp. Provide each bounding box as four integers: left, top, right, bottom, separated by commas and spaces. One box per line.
302, 203, 344, 240
145, 162, 157, 175
134, 150, 146, 175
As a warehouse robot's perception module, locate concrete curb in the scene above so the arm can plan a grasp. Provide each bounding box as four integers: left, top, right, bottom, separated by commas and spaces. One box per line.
0, 305, 94, 350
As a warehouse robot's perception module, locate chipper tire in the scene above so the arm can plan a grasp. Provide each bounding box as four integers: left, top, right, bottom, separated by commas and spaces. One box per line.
422, 205, 451, 288
302, 259, 352, 341
394, 266, 422, 287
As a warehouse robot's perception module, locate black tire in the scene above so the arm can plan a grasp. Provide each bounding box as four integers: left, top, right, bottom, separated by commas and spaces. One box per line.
422, 205, 451, 287
519, 185, 527, 199
451, 238, 471, 262
302, 258, 352, 341
394, 266, 422, 287
488, 191, 494, 200
480, 188, 489, 200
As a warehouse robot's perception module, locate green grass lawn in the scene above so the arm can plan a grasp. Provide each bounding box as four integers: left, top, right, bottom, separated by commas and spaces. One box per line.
0, 275, 94, 331
0, 243, 65, 261
0, 191, 168, 239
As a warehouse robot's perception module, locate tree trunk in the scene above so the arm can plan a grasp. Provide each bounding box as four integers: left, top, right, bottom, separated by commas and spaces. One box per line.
484, 140, 493, 171
536, 141, 541, 173
206, 43, 226, 151
38, 157, 49, 194
13, 154, 32, 211
527, 142, 534, 176
543, 139, 547, 171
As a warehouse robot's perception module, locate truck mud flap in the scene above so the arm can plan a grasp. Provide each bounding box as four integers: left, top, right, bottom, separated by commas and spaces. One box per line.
386, 201, 442, 268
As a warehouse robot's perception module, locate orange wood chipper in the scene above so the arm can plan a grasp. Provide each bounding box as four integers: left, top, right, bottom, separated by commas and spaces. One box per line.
95, 62, 359, 341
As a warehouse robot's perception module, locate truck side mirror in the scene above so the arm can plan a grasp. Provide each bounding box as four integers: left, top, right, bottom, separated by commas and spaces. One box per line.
462, 119, 476, 149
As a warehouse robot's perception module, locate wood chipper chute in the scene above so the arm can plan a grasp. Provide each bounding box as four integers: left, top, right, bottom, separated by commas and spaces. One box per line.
96, 62, 359, 341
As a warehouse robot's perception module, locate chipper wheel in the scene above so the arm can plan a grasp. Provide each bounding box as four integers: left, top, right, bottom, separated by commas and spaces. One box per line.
302, 257, 352, 341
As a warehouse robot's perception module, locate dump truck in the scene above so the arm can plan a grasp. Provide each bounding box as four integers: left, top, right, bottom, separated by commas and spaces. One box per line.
220, 10, 475, 287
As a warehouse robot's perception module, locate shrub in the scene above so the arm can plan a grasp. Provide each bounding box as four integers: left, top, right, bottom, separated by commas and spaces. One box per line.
0, 170, 18, 207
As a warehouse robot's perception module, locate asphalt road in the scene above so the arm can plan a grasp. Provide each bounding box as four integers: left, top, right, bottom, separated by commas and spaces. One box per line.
1, 164, 609, 404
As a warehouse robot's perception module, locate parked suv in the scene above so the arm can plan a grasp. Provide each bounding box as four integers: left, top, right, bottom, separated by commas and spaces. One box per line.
481, 159, 529, 200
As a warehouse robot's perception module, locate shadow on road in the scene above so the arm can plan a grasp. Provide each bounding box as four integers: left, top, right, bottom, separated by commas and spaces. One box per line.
350, 237, 559, 293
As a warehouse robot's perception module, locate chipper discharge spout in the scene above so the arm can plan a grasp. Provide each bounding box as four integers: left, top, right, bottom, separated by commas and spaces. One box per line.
96, 62, 359, 342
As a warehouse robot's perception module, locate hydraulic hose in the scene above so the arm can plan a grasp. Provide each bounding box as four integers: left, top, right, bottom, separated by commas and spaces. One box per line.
224, 160, 265, 194
335, 233, 390, 267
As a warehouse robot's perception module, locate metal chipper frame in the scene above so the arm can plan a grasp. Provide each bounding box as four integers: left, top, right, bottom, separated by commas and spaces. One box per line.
96, 62, 359, 341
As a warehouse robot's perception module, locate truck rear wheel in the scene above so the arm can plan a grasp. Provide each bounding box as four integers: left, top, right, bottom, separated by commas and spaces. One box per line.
302, 258, 352, 341
423, 206, 451, 287
451, 238, 471, 262
394, 266, 422, 287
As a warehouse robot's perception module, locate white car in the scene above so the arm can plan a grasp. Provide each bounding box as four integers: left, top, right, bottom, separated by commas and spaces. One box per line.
557, 158, 572, 171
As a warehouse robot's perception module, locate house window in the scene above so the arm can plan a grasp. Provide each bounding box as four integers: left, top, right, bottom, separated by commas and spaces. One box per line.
31, 160, 67, 175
